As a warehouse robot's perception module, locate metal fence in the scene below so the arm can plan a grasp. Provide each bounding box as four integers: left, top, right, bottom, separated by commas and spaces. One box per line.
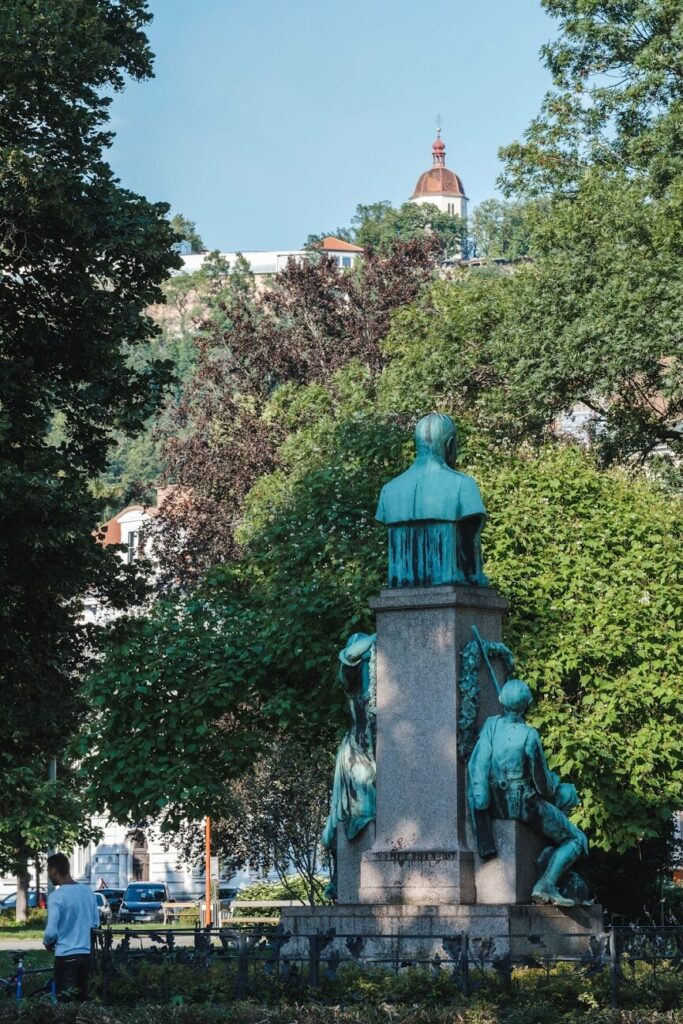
85, 922, 683, 1010
0, 956, 55, 1001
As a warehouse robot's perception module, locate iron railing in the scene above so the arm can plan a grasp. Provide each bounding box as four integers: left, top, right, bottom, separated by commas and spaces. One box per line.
86, 922, 683, 1009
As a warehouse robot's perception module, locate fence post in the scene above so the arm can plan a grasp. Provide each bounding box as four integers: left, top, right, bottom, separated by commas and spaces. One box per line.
308, 934, 319, 990
609, 926, 619, 1010
462, 933, 470, 997
15, 959, 23, 1000
236, 932, 248, 1000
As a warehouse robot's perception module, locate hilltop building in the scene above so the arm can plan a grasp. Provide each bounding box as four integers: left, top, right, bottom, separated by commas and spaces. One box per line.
409, 129, 468, 220
176, 130, 467, 278
180, 235, 362, 278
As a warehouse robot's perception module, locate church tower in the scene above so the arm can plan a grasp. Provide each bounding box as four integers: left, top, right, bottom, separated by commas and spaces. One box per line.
409, 129, 468, 220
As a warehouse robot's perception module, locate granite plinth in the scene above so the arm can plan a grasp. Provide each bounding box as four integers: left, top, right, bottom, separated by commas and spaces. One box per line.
358, 585, 509, 906
280, 901, 605, 961
337, 826, 375, 904
472, 820, 546, 905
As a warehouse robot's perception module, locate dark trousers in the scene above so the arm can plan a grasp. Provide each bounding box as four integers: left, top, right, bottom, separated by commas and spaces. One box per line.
54, 954, 91, 1002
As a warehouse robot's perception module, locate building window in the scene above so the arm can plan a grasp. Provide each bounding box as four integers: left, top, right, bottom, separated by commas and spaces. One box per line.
341, 256, 352, 268
126, 531, 138, 564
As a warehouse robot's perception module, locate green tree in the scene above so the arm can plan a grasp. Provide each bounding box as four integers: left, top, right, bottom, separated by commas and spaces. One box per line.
170, 734, 332, 906
96, 251, 240, 512
307, 201, 465, 260
489, 0, 683, 474
170, 213, 204, 253
468, 198, 540, 259
501, 0, 683, 197
0, 0, 179, 911
81, 362, 683, 869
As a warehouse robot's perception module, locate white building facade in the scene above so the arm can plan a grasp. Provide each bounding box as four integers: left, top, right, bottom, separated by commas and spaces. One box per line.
179, 235, 362, 278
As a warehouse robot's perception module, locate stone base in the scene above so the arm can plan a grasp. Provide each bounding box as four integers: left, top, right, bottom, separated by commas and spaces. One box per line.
280, 901, 604, 961
472, 820, 546, 905
338, 826, 375, 904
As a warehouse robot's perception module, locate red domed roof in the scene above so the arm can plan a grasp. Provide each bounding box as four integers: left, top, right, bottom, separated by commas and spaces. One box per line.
412, 133, 466, 199
412, 166, 465, 198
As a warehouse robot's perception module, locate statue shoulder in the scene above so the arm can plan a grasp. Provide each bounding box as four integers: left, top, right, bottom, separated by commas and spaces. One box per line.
523, 724, 544, 748
450, 469, 487, 518
375, 468, 414, 524
480, 715, 501, 736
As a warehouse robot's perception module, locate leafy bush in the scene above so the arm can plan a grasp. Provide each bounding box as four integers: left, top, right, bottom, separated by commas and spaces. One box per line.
231, 875, 331, 917
0, 908, 47, 928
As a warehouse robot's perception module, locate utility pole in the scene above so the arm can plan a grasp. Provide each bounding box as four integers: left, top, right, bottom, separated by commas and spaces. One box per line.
204, 817, 212, 927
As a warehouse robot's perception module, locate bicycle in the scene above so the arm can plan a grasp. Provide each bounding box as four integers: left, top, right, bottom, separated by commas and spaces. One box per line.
0, 954, 55, 1000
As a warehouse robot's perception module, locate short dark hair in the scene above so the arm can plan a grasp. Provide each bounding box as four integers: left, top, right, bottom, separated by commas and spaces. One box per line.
47, 853, 70, 876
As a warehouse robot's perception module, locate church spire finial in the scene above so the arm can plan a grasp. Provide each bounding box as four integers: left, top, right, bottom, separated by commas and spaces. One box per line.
432, 117, 446, 167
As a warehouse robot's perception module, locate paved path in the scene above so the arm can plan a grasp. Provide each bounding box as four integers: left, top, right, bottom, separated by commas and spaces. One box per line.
0, 939, 44, 951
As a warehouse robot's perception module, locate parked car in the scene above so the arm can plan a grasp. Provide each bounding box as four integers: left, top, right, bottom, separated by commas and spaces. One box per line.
94, 891, 112, 926
0, 891, 47, 910
119, 883, 173, 924
98, 888, 124, 919
218, 886, 240, 910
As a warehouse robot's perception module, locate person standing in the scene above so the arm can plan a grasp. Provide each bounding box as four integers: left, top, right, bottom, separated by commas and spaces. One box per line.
43, 853, 99, 1001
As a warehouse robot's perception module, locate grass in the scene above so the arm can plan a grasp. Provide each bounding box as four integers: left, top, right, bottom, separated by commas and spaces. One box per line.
0, 927, 45, 943
0, 948, 52, 980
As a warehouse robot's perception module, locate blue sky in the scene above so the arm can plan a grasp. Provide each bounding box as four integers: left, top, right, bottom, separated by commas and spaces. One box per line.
109, 1, 555, 251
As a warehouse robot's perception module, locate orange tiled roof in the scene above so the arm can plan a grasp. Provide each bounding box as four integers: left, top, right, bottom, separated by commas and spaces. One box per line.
318, 236, 364, 253
98, 504, 157, 546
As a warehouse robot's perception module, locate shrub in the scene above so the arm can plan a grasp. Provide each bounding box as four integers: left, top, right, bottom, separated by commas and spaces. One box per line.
0, 909, 47, 928
230, 875, 331, 917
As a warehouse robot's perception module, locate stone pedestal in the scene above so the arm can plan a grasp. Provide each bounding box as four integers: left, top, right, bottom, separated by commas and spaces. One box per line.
337, 826, 375, 905
280, 902, 604, 961
358, 585, 508, 906
292, 582, 605, 960
471, 821, 546, 905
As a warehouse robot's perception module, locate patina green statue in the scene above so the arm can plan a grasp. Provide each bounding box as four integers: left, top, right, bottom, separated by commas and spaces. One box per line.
376, 413, 488, 587
468, 679, 589, 907
322, 632, 377, 899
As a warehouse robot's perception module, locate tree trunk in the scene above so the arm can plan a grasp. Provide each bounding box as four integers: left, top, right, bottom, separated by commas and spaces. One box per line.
15, 867, 29, 924
34, 857, 41, 911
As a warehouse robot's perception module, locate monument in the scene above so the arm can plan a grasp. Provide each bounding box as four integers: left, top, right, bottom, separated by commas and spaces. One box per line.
282, 413, 603, 960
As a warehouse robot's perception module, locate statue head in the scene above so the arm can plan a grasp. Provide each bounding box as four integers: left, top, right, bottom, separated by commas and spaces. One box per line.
499, 679, 533, 715
339, 632, 375, 667
414, 413, 457, 469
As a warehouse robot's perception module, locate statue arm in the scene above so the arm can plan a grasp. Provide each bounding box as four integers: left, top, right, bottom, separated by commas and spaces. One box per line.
375, 488, 387, 524
468, 723, 494, 811
341, 633, 376, 666
526, 729, 558, 800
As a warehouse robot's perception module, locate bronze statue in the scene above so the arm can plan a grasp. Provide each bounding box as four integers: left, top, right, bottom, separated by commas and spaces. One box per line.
376, 413, 488, 587
468, 678, 589, 907
322, 632, 377, 899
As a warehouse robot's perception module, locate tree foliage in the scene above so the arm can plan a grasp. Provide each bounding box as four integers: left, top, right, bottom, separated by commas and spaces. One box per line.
0, 0, 178, 877
501, 0, 683, 197
150, 239, 442, 586
170, 213, 204, 254
307, 201, 465, 260
83, 353, 683, 857
493, 0, 683, 474
468, 198, 540, 260
170, 735, 331, 905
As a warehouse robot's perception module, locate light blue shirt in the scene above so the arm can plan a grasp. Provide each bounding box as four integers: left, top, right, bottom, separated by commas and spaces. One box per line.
43, 883, 99, 956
